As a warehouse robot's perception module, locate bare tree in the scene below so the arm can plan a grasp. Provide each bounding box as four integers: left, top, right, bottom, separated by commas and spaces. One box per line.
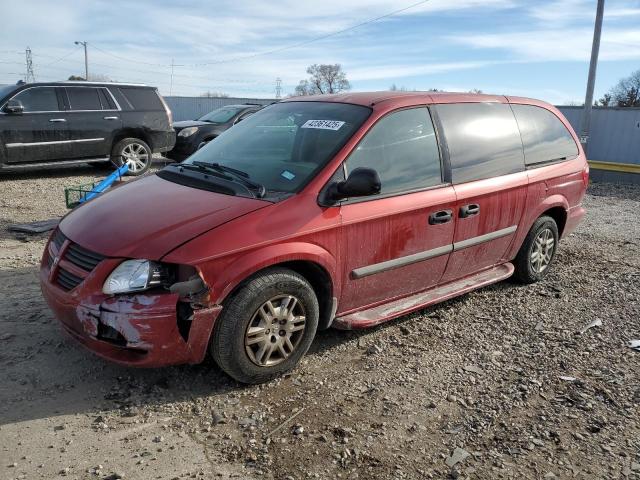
68, 74, 115, 82
600, 70, 640, 107
294, 64, 350, 96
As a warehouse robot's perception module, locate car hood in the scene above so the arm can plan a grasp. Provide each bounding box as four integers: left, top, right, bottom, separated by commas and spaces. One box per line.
172, 120, 215, 129
59, 175, 270, 260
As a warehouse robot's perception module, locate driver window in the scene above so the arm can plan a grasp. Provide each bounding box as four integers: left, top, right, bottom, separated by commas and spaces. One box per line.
345, 107, 442, 195
12, 87, 60, 112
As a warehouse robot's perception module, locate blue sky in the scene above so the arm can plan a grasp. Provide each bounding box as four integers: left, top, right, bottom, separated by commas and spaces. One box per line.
1, 0, 639, 104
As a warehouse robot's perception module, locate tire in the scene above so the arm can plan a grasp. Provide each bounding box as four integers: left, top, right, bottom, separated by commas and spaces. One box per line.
211, 268, 319, 384
513, 215, 559, 284
111, 138, 152, 176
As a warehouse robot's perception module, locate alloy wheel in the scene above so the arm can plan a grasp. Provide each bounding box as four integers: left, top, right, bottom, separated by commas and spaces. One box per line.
530, 227, 555, 273
121, 142, 149, 173
244, 295, 306, 367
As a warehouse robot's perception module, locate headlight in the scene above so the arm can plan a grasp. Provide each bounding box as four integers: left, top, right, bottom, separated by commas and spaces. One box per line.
103, 259, 167, 295
178, 126, 198, 137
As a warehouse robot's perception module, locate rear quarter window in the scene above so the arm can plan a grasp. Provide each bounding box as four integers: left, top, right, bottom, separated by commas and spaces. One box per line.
118, 87, 163, 110
435, 103, 524, 184
511, 104, 579, 166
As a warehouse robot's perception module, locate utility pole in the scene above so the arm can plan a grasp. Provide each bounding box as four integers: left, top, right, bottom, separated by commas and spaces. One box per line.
579, 0, 605, 155
74, 41, 88, 80
170, 59, 175, 96
25, 47, 35, 83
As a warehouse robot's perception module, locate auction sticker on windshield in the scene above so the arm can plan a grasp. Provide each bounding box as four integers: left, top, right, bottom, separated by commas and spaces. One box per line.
301, 120, 345, 130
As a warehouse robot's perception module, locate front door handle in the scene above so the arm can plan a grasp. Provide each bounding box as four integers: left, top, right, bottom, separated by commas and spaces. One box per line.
103, 116, 119, 120
459, 204, 480, 218
49, 118, 66, 123
429, 209, 453, 225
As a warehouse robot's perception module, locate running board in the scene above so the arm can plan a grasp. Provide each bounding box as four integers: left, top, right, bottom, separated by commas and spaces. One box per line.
1, 157, 110, 169
333, 263, 514, 330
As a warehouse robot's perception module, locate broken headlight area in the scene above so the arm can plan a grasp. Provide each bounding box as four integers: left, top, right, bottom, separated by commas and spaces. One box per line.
103, 259, 174, 295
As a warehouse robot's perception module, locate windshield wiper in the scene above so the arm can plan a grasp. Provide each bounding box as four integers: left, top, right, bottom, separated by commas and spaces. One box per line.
171, 162, 233, 181
192, 161, 266, 198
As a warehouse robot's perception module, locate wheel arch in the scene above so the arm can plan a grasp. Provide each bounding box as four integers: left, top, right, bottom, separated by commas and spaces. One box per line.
111, 129, 153, 152
506, 195, 569, 261
209, 244, 339, 331
540, 205, 567, 238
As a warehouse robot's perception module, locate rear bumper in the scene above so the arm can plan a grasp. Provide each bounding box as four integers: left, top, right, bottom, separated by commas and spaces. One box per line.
563, 204, 586, 238
40, 260, 221, 367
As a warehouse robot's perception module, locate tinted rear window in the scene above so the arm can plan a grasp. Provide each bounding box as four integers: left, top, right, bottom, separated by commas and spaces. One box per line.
119, 87, 163, 110
436, 103, 524, 183
512, 104, 578, 166
97, 88, 116, 109
67, 87, 102, 110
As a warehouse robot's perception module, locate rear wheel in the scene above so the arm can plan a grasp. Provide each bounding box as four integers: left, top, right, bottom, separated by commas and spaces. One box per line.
211, 268, 319, 384
111, 138, 152, 176
513, 215, 559, 283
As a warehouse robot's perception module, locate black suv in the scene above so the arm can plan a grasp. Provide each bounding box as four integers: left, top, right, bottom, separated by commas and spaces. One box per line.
167, 104, 263, 161
0, 81, 176, 175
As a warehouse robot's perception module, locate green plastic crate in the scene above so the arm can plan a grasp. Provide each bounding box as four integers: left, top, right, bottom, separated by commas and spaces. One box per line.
64, 182, 98, 209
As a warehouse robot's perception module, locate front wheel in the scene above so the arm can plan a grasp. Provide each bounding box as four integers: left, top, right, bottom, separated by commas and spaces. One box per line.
211, 268, 319, 384
111, 138, 152, 176
513, 215, 559, 284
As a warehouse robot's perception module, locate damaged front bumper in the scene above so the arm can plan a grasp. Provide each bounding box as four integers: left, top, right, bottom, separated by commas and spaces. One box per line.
40, 257, 221, 367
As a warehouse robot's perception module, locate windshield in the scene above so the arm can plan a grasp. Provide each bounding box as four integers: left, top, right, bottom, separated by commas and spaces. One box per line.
183, 101, 371, 194
198, 106, 247, 123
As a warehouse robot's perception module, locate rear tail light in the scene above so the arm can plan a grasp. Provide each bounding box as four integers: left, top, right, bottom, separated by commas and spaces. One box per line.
582, 164, 590, 187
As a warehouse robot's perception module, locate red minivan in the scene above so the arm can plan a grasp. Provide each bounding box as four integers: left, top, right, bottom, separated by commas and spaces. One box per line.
40, 92, 587, 383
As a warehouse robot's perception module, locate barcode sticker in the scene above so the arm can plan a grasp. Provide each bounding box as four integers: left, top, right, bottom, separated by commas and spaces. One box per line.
301, 119, 345, 130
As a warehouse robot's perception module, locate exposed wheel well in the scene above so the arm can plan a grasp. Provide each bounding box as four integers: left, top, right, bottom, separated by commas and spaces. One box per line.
224, 261, 335, 331
541, 206, 567, 238
111, 130, 153, 153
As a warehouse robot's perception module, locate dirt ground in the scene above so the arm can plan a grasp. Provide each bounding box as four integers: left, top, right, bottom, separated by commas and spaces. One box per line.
1, 162, 639, 480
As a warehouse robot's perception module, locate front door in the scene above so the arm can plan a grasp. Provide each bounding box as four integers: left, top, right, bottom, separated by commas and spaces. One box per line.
63, 86, 119, 159
433, 102, 528, 284
337, 107, 456, 314
1, 86, 70, 163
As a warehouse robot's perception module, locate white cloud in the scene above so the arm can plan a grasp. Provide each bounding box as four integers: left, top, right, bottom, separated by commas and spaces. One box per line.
447, 28, 640, 62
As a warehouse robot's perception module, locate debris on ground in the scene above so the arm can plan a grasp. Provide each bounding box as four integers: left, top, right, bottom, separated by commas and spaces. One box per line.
579, 318, 603, 334
8, 218, 60, 234
445, 447, 471, 467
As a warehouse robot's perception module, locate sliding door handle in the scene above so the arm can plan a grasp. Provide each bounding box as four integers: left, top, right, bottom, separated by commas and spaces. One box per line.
460, 204, 480, 218
49, 118, 66, 123
103, 116, 119, 120
429, 209, 453, 225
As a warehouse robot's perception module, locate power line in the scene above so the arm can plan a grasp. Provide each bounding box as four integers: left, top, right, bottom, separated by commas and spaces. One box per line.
89, 0, 432, 67
41, 46, 81, 67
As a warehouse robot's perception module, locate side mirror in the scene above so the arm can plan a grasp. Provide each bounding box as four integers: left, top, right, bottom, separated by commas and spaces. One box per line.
4, 99, 24, 114
326, 167, 381, 203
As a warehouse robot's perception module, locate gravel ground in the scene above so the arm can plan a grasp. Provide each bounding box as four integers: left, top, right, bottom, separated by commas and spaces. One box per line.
0, 164, 639, 480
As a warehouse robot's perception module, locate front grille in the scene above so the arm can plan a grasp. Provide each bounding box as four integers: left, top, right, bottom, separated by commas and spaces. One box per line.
65, 243, 106, 271
48, 229, 107, 291
57, 268, 84, 291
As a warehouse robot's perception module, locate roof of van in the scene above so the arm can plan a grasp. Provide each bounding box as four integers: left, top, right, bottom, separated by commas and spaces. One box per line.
282, 91, 550, 109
